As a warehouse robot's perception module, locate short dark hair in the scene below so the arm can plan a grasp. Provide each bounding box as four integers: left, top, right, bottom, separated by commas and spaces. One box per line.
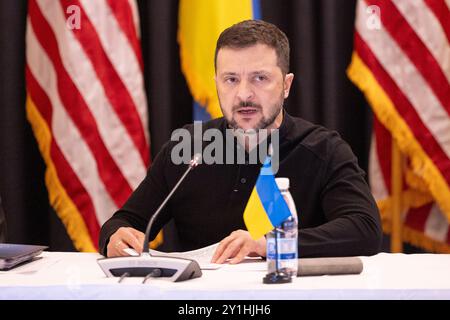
215, 19, 290, 75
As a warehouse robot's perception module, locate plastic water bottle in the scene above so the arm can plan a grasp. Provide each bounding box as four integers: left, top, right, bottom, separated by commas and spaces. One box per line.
266, 178, 298, 277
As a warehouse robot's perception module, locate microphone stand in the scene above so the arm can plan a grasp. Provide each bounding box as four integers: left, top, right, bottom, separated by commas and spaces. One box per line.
142, 156, 200, 255
97, 154, 203, 282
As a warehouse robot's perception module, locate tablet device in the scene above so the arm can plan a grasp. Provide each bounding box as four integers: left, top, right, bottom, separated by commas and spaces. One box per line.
0, 243, 48, 270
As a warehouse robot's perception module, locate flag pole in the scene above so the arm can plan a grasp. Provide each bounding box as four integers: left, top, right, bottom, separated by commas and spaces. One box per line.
391, 138, 403, 253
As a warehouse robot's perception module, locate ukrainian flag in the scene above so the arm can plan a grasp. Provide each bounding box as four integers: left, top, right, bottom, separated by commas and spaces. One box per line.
243, 156, 292, 239
178, 0, 261, 120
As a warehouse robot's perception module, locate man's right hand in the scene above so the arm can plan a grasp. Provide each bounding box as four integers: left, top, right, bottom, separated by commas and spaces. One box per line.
106, 227, 144, 257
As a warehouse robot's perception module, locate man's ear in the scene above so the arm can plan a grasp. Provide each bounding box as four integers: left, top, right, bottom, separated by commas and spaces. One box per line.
283, 73, 294, 99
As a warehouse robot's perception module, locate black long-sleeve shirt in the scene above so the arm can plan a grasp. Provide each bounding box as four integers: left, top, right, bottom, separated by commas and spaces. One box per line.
99, 112, 382, 257
0, 197, 7, 242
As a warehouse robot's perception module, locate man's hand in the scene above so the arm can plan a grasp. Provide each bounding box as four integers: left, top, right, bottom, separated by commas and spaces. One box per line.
106, 227, 144, 257
211, 230, 266, 264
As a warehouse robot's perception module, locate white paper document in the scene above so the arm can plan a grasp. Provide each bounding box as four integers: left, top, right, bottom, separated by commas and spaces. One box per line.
123, 243, 222, 270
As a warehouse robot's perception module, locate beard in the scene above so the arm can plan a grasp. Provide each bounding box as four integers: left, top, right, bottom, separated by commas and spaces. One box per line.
225, 95, 284, 132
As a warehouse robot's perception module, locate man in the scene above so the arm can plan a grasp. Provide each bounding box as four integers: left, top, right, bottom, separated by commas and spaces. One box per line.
99, 20, 382, 263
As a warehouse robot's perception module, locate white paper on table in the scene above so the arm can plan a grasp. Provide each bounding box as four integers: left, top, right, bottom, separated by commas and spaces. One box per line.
123, 243, 222, 270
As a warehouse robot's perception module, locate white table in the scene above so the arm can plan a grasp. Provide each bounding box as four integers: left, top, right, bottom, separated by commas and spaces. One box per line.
1, 252, 450, 300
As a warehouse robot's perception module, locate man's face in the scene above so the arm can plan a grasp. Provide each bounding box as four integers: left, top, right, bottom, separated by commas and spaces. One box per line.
215, 44, 294, 131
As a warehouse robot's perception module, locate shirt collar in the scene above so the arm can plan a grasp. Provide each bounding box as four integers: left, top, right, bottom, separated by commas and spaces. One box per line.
278, 108, 294, 142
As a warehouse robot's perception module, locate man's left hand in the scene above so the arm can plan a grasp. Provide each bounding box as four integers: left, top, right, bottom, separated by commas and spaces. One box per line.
211, 230, 266, 264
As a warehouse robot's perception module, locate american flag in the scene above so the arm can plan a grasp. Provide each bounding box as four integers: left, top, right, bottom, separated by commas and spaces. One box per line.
348, 0, 450, 252
25, 0, 150, 252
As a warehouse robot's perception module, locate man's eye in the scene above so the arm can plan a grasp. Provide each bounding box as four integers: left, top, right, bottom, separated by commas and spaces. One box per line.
225, 77, 238, 84
255, 75, 267, 82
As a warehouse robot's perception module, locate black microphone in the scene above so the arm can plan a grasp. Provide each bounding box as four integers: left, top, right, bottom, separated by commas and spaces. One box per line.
142, 153, 201, 254
97, 154, 203, 282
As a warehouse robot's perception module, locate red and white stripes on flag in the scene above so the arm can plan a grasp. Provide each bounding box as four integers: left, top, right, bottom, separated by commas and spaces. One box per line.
25, 0, 150, 252
348, 0, 450, 252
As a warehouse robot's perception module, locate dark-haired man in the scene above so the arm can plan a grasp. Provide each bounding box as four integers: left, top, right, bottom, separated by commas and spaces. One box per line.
99, 20, 382, 263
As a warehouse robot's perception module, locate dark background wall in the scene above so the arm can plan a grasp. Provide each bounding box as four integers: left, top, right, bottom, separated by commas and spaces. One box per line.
0, 0, 374, 251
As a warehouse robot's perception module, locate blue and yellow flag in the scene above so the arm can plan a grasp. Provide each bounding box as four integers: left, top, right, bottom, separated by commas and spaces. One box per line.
243, 157, 292, 239
178, 0, 261, 120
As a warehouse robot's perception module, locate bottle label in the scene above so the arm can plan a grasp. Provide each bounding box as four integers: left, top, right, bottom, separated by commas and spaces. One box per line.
266, 238, 297, 260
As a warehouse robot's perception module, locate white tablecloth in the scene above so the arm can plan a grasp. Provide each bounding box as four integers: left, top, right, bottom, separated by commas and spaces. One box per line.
1, 252, 450, 299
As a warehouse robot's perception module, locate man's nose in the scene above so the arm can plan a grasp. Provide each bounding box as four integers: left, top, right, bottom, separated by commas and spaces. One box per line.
236, 80, 254, 101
